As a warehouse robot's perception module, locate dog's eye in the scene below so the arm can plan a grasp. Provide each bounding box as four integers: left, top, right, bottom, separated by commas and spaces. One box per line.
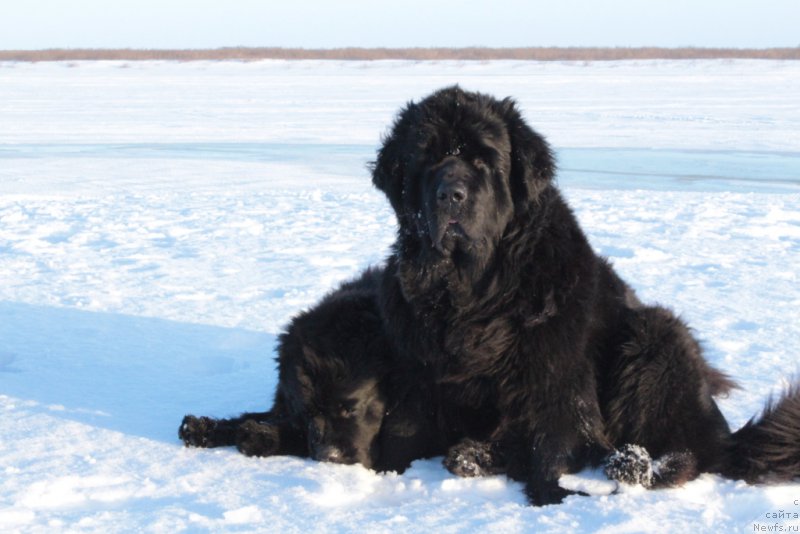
472, 157, 485, 168
336, 403, 356, 418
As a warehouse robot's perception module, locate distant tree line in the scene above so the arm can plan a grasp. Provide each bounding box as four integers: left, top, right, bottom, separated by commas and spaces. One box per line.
1, 47, 799, 62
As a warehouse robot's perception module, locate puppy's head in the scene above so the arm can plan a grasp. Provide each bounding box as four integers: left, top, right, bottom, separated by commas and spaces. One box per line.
277, 278, 391, 468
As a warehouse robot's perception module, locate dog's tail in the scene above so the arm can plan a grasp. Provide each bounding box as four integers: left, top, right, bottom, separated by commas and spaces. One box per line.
720, 384, 800, 483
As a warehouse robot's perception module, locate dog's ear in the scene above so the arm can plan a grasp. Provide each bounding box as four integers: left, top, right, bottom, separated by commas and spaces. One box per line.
370, 102, 420, 214
370, 134, 404, 213
499, 98, 555, 208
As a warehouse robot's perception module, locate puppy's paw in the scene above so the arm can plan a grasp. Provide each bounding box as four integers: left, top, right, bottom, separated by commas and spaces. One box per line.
443, 439, 500, 478
179, 415, 218, 448
236, 420, 281, 457
604, 443, 654, 488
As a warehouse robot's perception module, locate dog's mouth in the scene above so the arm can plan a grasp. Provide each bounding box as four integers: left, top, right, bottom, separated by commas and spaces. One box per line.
431, 217, 468, 253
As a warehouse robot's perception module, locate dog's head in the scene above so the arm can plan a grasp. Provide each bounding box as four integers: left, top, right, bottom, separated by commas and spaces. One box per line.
276, 278, 390, 469
372, 86, 554, 266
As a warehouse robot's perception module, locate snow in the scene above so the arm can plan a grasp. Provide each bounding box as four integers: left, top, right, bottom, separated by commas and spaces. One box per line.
1, 59, 799, 532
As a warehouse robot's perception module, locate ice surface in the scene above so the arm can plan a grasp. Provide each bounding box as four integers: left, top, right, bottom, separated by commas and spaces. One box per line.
0, 59, 798, 532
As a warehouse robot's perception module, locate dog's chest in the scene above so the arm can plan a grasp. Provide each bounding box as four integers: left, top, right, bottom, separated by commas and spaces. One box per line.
440, 315, 517, 376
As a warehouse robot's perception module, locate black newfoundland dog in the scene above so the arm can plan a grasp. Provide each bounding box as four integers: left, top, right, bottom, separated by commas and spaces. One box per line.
371, 86, 800, 505
180, 269, 440, 472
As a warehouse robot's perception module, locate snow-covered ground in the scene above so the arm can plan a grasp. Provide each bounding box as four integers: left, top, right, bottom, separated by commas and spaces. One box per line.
0, 59, 799, 533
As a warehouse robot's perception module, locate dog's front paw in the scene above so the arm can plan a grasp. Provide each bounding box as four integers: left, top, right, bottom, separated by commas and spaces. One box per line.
179, 415, 218, 448
236, 420, 281, 457
443, 439, 501, 478
526, 479, 574, 506
604, 443, 654, 488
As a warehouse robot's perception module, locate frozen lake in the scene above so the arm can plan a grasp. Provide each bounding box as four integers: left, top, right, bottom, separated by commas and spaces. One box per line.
2, 141, 799, 194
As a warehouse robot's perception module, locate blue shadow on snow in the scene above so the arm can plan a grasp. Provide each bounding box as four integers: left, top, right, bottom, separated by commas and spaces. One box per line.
0, 301, 278, 444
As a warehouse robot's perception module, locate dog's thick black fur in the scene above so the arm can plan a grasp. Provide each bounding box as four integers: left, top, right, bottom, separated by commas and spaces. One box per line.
372, 86, 800, 505
179, 268, 440, 472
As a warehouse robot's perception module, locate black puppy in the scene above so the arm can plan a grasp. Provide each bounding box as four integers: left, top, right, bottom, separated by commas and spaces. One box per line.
180, 268, 439, 472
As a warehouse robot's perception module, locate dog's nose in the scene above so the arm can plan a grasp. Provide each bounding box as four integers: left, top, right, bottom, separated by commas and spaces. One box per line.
436, 181, 468, 207
314, 445, 345, 463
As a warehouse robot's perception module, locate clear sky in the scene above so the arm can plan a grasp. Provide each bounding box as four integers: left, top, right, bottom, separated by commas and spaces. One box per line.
1, 0, 798, 50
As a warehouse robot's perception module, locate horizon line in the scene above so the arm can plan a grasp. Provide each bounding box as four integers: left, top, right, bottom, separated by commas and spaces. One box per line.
2, 46, 799, 62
